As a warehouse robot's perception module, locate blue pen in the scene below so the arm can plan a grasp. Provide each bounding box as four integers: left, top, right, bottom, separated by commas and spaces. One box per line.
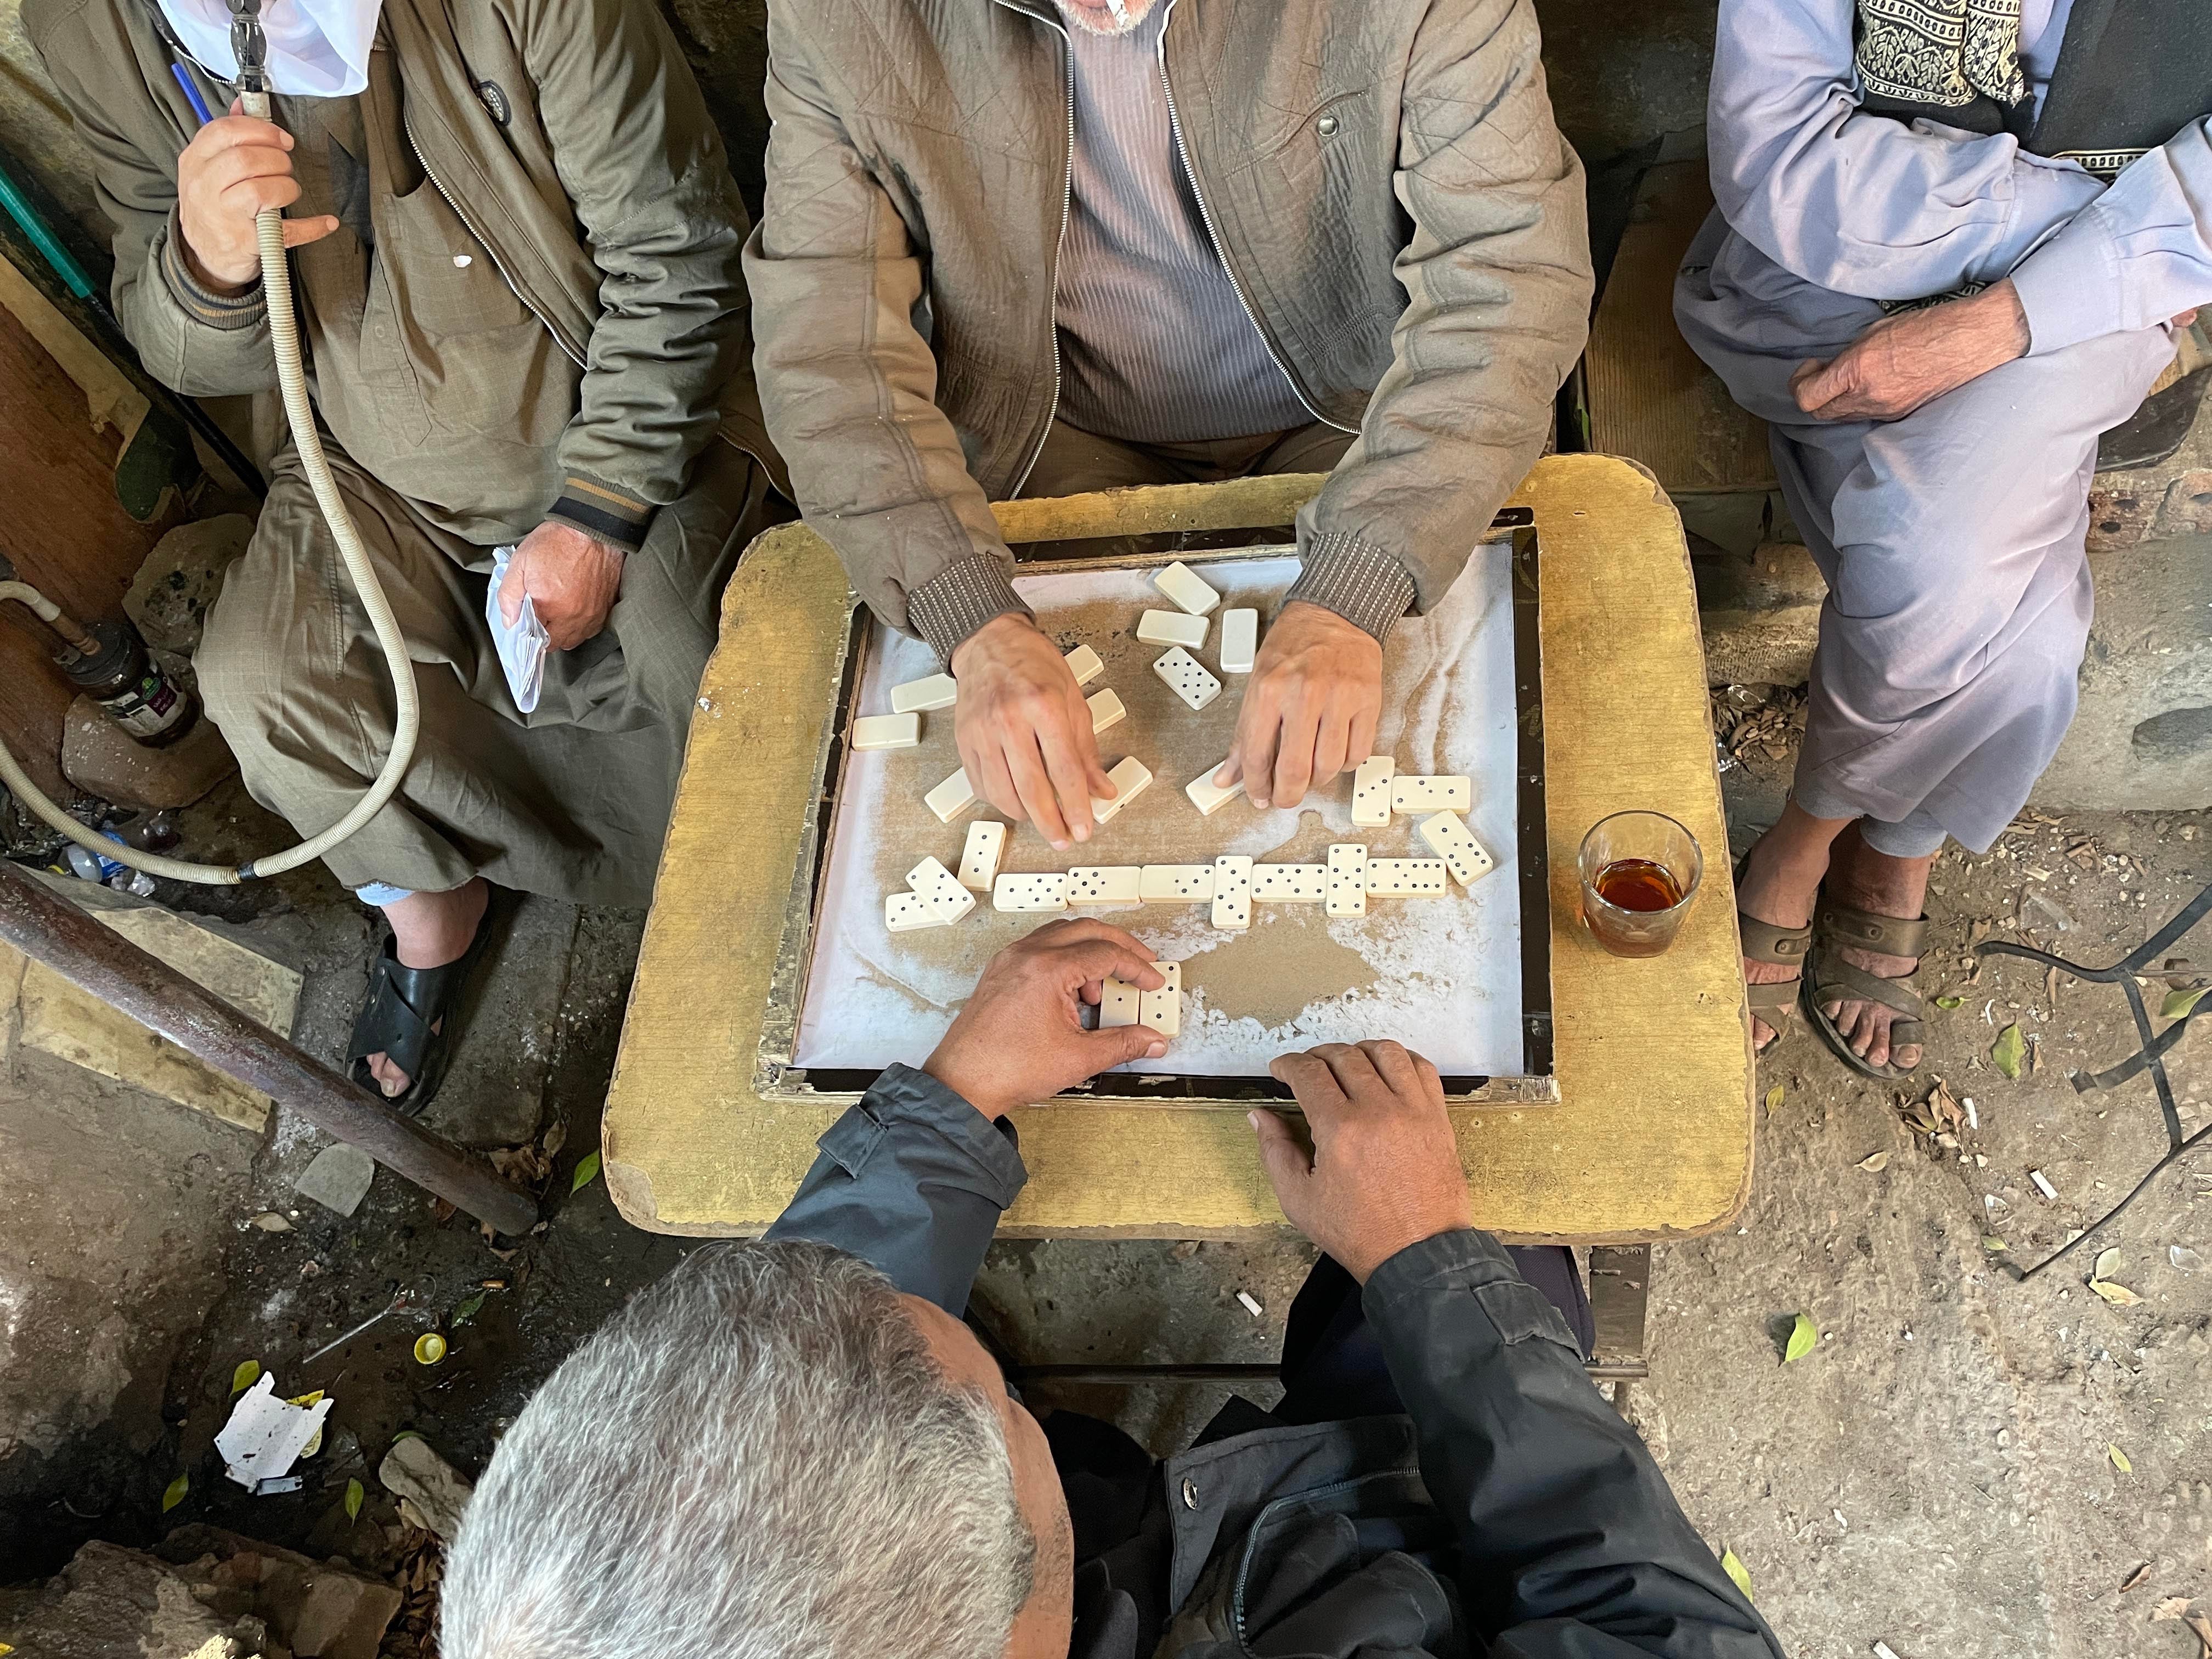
171, 59, 216, 127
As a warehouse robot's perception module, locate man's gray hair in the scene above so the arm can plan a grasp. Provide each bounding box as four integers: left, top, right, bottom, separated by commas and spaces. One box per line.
440, 1240, 1035, 1659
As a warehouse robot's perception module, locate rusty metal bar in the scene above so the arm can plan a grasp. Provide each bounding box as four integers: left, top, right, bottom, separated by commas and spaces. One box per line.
0, 861, 540, 1234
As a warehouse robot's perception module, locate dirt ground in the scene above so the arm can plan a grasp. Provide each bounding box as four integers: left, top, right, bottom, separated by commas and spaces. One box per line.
4, 703, 2209, 1659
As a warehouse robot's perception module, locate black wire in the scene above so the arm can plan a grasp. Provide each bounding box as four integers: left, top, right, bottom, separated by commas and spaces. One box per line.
2016, 1120, 2212, 1281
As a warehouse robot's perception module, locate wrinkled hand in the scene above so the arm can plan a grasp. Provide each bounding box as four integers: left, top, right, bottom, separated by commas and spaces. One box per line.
498, 521, 625, 651
951, 614, 1113, 850
1791, 278, 2029, 423
923, 919, 1169, 1119
1250, 1041, 1473, 1282
177, 102, 340, 293
1217, 602, 1381, 809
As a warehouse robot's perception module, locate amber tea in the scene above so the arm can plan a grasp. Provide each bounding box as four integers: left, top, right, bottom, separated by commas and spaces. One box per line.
1577, 814, 1701, 958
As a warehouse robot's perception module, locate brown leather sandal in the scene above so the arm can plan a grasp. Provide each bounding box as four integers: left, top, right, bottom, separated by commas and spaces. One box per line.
1807, 895, 1929, 1080
1736, 855, 1812, 1052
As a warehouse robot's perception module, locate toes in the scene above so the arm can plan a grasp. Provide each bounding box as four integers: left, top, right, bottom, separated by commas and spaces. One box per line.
1753, 1015, 1776, 1052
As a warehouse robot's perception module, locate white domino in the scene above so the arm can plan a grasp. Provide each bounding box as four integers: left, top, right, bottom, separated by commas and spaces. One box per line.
1391, 775, 1472, 816
1365, 857, 1451, 896
1152, 561, 1221, 617
1067, 866, 1142, 907
1139, 865, 1216, 902
993, 872, 1070, 912
1253, 864, 1329, 903
1351, 756, 1396, 828
1326, 844, 1368, 918
1211, 855, 1252, 930
1064, 644, 1105, 687
1418, 810, 1495, 886
1153, 647, 1222, 712
1184, 760, 1243, 817
1136, 608, 1208, 649
1139, 960, 1181, 1036
1098, 977, 1142, 1028
892, 672, 959, 714
1087, 688, 1127, 735
957, 821, 1007, 891
851, 712, 920, 751
1220, 608, 1259, 674
906, 856, 976, 925
924, 766, 977, 823
1091, 757, 1153, 824
885, 891, 947, 933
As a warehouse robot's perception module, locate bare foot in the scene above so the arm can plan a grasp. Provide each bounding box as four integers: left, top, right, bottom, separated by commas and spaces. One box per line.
366, 878, 490, 1097
1734, 814, 1835, 1052
1817, 827, 1934, 1072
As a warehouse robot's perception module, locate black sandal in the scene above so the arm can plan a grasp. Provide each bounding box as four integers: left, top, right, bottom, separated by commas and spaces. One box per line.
345, 902, 496, 1116
1805, 894, 1929, 1081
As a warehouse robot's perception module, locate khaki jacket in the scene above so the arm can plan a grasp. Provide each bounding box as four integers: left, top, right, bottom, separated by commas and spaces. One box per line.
743, 0, 1591, 640
28, 0, 785, 547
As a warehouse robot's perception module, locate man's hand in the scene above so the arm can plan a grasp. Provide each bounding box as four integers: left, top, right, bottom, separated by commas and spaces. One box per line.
177, 103, 340, 294
1217, 602, 1381, 810
922, 919, 1168, 1118
1250, 1041, 1473, 1282
498, 521, 625, 651
1791, 279, 2029, 423
951, 615, 1113, 850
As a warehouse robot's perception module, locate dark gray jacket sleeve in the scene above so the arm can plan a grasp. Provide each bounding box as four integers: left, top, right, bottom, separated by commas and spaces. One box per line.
763, 1063, 1026, 1314
1364, 1230, 1784, 1657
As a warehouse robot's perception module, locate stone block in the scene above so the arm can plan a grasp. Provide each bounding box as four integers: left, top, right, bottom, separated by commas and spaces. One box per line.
156, 1526, 400, 1659
0, 872, 300, 1133
0, 1540, 267, 1659
125, 515, 252, 656
2034, 532, 2212, 811
1693, 540, 1824, 687
378, 1435, 473, 1543
60, 693, 237, 810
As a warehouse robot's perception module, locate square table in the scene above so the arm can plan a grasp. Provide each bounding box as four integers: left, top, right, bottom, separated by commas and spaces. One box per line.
601, 455, 1755, 1244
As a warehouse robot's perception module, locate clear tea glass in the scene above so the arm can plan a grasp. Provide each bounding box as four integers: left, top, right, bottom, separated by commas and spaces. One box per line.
1578, 811, 1702, 958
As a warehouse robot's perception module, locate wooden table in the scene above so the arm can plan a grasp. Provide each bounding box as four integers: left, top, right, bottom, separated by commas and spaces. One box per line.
602, 454, 1754, 1244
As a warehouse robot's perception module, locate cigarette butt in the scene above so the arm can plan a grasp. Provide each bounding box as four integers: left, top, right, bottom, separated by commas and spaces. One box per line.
1235, 1290, 1263, 1317
2030, 1169, 2058, 1201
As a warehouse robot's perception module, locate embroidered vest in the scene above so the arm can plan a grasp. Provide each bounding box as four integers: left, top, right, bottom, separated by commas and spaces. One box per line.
1855, 0, 2212, 179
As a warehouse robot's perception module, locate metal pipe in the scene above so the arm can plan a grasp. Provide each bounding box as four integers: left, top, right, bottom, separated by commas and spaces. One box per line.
0, 861, 540, 1235
0, 577, 102, 656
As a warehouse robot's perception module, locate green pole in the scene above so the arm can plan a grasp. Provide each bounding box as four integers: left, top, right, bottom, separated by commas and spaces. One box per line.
0, 155, 95, 300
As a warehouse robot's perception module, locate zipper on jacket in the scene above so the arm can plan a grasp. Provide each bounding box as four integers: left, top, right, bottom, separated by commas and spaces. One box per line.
993, 0, 1076, 498
405, 125, 587, 371
1156, 0, 1353, 435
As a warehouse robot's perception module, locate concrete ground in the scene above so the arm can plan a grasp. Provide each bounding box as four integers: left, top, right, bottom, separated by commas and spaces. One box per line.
4, 735, 2209, 1659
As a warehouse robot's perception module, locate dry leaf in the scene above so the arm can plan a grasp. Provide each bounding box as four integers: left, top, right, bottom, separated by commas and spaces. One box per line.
1720, 1548, 1755, 1602
2119, 1561, 2151, 1592
2163, 985, 2209, 1020
2088, 1279, 2145, 1307
542, 1120, 568, 1157
1765, 1084, 1784, 1116
2095, 1248, 2124, 1280
1858, 1152, 1891, 1173
428, 1198, 456, 1224
249, 1212, 292, 1232
2153, 1596, 2191, 1621
2186, 1610, 2212, 1659
2109, 1443, 2132, 1473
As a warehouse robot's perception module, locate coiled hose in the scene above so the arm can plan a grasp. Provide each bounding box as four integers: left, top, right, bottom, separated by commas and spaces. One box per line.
0, 146, 420, 884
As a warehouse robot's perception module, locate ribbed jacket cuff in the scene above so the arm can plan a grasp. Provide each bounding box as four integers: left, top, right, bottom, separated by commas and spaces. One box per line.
546, 470, 654, 553
1288, 532, 1418, 644
907, 556, 1032, 663
159, 208, 265, 331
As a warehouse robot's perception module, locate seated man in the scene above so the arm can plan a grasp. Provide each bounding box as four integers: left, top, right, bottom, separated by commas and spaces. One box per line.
1676, 0, 2210, 1077
441, 921, 1782, 1658
745, 0, 1590, 848
29, 0, 785, 1108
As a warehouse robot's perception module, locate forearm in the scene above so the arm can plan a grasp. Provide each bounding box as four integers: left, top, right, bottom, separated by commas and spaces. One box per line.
1368, 1231, 1781, 1655
744, 29, 1017, 652
524, 0, 751, 549
2011, 117, 2212, 356
1708, 0, 2102, 300
763, 1063, 1025, 1313
1302, 0, 1588, 621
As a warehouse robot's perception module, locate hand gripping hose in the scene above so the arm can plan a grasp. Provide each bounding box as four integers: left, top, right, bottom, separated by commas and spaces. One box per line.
0, 81, 419, 884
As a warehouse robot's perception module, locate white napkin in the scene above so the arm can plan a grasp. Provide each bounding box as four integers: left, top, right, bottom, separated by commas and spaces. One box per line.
486, 544, 548, 714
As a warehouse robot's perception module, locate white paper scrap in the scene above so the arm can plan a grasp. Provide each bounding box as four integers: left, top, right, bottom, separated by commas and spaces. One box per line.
215, 1374, 334, 1489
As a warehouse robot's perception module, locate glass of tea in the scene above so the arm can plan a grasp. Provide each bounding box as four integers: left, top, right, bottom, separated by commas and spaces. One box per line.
1578, 811, 1703, 958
